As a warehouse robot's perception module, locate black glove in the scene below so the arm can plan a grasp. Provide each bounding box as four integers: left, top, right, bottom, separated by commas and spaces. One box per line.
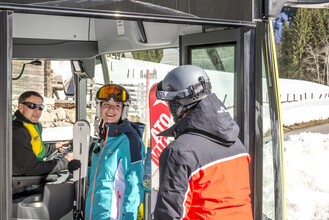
68, 159, 81, 173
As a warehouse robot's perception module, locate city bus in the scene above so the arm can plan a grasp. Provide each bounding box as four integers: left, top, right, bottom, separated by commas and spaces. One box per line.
0, 0, 328, 219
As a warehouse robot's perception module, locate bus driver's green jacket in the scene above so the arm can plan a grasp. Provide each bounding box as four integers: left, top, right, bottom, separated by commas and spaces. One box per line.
12, 110, 68, 176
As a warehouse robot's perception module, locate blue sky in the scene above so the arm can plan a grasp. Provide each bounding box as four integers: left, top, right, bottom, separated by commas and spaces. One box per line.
273, 12, 289, 43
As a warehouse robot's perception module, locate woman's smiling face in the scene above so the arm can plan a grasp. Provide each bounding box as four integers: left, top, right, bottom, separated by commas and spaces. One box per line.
101, 100, 123, 124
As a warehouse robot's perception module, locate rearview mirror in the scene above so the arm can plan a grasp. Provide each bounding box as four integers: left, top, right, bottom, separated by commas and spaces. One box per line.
63, 75, 75, 97
62, 58, 96, 96
71, 58, 95, 79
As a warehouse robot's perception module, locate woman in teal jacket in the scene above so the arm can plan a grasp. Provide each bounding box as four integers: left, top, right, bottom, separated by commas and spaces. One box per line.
85, 84, 145, 220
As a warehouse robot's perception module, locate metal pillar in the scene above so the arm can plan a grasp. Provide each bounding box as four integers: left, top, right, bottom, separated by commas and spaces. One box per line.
100, 54, 110, 84
0, 10, 13, 220
74, 75, 87, 121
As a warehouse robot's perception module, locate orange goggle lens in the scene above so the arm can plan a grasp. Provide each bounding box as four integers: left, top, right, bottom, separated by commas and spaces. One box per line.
96, 84, 128, 102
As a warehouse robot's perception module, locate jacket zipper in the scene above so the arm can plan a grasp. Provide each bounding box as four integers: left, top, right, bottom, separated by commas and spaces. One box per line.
117, 190, 120, 219
89, 126, 109, 220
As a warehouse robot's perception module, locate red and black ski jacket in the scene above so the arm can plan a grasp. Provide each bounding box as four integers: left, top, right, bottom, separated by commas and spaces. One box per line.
154, 93, 253, 220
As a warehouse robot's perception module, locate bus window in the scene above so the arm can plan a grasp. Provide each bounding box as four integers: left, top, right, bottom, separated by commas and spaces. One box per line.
191, 45, 236, 119
12, 59, 76, 131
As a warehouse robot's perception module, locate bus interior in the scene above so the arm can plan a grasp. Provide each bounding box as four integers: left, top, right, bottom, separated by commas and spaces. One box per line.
1, 1, 329, 219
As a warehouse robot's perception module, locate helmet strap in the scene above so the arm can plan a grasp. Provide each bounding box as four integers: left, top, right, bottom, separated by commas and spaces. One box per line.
94, 116, 100, 137
94, 101, 102, 137
174, 105, 184, 122
99, 119, 105, 139
121, 104, 129, 121
171, 101, 199, 122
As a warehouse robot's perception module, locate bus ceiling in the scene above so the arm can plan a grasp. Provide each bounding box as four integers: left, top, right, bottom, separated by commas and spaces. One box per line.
1, 0, 328, 21
11, 17, 203, 59
2, 0, 329, 59
1, 0, 254, 60
264, 0, 329, 18
10, 14, 251, 59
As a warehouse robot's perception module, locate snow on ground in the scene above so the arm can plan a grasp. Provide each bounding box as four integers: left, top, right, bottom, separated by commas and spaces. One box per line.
280, 78, 329, 126
280, 79, 329, 103
284, 133, 329, 220
281, 79, 329, 219
281, 99, 329, 126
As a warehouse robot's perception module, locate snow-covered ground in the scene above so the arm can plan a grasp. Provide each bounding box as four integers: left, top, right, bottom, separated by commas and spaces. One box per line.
280, 79, 329, 126
285, 133, 329, 219
280, 79, 329, 219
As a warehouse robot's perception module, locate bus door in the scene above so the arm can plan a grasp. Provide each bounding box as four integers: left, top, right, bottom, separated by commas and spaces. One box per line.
180, 28, 246, 144
179, 25, 285, 220
179, 25, 255, 210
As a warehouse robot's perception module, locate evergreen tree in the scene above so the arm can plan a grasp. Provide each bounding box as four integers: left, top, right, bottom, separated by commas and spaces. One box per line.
278, 20, 294, 78
131, 49, 163, 63
289, 8, 312, 80
278, 8, 329, 85
309, 9, 326, 48
321, 9, 329, 35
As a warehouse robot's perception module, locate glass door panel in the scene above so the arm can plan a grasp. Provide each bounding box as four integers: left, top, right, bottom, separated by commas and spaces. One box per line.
190, 45, 236, 118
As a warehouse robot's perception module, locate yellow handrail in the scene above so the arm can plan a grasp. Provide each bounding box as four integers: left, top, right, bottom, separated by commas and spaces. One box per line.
269, 18, 286, 220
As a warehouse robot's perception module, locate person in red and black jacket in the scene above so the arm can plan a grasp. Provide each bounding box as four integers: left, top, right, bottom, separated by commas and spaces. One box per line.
154, 65, 253, 220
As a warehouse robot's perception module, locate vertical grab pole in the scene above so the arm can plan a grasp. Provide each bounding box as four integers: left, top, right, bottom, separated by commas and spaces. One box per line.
73, 120, 90, 220
0, 10, 13, 220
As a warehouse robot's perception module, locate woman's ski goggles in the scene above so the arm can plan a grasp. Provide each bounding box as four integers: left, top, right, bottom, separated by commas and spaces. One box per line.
21, 102, 45, 111
96, 84, 129, 102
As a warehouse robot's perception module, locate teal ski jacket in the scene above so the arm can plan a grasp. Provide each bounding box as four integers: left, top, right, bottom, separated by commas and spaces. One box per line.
85, 120, 145, 220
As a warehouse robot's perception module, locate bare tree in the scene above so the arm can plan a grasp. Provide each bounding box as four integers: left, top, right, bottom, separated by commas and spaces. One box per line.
304, 36, 329, 85
305, 45, 322, 83
319, 37, 329, 86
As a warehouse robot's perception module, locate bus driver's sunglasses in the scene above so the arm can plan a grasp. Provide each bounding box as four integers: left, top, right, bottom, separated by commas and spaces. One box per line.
21, 102, 45, 111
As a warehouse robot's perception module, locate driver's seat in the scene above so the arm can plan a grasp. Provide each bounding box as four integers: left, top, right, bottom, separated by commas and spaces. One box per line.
12, 175, 74, 220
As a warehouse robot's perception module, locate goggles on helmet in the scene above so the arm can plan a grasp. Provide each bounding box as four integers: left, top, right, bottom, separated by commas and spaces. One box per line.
96, 84, 129, 102
156, 87, 190, 101
156, 77, 211, 101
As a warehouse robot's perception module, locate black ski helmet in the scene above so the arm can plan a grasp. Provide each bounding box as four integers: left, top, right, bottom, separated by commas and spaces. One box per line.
156, 65, 212, 122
